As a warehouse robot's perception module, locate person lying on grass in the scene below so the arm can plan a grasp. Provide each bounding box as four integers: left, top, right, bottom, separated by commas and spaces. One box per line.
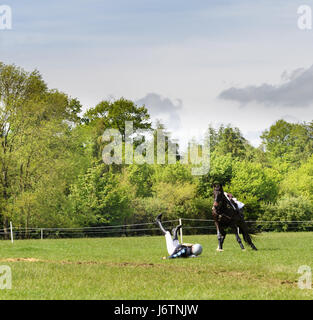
156, 213, 203, 260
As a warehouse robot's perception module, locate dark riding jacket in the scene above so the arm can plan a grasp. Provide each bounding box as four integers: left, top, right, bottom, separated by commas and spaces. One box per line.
167, 244, 193, 259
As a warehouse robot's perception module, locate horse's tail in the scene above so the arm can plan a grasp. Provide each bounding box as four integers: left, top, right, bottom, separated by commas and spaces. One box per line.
238, 224, 255, 244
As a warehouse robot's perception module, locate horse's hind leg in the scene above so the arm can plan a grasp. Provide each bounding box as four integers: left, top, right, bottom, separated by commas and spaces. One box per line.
245, 229, 257, 251
234, 226, 245, 250
249, 237, 257, 251
239, 222, 257, 251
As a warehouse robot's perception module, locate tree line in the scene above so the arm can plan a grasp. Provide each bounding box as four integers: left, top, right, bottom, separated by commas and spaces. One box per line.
0, 62, 312, 236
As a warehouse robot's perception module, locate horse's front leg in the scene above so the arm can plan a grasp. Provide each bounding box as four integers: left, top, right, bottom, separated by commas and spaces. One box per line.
215, 222, 226, 252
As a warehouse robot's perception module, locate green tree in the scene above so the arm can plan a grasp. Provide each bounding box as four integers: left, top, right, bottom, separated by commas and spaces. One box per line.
0, 62, 84, 233
197, 151, 233, 198
69, 162, 131, 226
261, 119, 313, 166
82, 98, 152, 159
280, 155, 313, 201
153, 162, 194, 185
213, 124, 249, 159
126, 164, 155, 198
227, 161, 279, 219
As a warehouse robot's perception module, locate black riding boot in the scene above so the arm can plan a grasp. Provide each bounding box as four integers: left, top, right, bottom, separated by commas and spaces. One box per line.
172, 224, 182, 241
156, 214, 167, 235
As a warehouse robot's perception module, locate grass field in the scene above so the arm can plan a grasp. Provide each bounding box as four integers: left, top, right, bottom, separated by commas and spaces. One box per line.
0, 232, 312, 300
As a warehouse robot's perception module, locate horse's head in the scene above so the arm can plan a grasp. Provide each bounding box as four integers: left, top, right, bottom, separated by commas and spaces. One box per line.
212, 182, 224, 207
213, 182, 223, 192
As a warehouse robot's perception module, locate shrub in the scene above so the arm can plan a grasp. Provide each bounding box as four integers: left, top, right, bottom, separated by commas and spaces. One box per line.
259, 196, 313, 231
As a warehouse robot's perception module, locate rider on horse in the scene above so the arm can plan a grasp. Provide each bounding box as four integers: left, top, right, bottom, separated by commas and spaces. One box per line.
212, 181, 257, 251
224, 192, 245, 218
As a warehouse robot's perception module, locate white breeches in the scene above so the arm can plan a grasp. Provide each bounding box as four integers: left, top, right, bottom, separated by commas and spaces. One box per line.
165, 231, 180, 255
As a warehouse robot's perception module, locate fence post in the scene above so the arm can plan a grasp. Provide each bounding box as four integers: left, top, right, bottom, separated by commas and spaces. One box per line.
179, 218, 183, 243
10, 221, 13, 244
41, 228, 43, 240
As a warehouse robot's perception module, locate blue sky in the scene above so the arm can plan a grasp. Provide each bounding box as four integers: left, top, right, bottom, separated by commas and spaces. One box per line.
1, 0, 313, 147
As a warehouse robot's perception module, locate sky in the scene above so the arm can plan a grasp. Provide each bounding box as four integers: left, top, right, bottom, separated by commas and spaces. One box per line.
0, 0, 313, 148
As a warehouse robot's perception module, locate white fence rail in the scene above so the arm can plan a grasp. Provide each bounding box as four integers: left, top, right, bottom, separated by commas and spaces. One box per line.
1, 218, 313, 240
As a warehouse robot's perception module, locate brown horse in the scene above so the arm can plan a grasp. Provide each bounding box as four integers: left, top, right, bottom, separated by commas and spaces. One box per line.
212, 182, 257, 251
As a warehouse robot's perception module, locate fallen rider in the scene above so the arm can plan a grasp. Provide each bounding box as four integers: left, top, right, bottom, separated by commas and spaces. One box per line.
155, 214, 203, 259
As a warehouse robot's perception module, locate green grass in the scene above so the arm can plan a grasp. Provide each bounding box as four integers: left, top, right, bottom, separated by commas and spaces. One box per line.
0, 232, 312, 299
